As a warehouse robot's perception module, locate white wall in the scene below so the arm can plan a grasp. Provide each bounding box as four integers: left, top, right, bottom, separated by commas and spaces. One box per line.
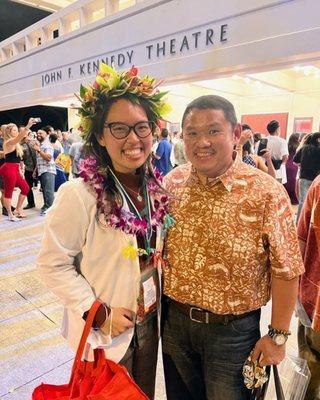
1, 0, 320, 111
164, 82, 320, 139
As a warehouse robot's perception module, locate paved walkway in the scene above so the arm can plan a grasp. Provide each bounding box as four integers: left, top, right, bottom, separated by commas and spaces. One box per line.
0, 189, 299, 399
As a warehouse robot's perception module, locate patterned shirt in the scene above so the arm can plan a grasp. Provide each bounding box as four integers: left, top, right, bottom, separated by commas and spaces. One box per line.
164, 156, 304, 315
37, 139, 56, 176
297, 175, 320, 332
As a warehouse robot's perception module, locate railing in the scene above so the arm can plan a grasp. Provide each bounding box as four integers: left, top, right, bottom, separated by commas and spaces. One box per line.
0, 0, 145, 64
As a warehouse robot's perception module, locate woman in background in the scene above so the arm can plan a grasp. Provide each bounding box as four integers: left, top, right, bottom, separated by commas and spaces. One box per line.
284, 132, 300, 205
0, 119, 35, 221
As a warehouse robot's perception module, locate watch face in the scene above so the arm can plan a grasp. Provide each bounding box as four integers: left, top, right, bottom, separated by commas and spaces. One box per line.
274, 333, 286, 346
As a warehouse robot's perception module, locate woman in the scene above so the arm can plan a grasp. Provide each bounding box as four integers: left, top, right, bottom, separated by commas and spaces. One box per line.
236, 125, 276, 178
284, 132, 299, 205
294, 131, 320, 220
37, 64, 172, 399
0, 120, 35, 221
49, 132, 66, 191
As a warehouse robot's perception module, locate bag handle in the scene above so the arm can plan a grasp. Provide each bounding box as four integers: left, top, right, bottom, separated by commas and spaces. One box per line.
74, 299, 103, 363
250, 364, 285, 400
273, 365, 285, 400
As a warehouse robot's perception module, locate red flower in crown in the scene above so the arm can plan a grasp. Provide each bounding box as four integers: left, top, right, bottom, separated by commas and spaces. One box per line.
129, 66, 138, 77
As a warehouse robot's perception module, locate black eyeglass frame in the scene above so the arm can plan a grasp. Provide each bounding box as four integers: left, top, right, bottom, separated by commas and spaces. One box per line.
103, 121, 156, 139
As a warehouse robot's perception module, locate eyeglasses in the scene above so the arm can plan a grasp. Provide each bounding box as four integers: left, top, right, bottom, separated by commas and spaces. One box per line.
104, 121, 155, 139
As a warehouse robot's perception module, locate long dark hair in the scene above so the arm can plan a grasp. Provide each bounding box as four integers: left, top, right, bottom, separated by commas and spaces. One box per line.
288, 133, 300, 155
83, 94, 161, 204
306, 132, 320, 146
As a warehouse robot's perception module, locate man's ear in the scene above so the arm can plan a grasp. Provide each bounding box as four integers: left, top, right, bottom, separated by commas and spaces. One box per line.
233, 123, 242, 142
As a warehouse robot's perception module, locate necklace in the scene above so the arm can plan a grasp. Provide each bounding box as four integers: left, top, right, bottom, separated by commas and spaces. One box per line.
79, 156, 175, 240
120, 182, 143, 202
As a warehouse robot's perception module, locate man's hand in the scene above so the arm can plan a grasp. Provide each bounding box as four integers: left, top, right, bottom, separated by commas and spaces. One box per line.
251, 335, 285, 366
33, 143, 40, 152
100, 307, 135, 337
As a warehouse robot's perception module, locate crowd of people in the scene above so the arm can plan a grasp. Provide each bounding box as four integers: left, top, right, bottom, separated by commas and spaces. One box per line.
1, 63, 320, 400
0, 123, 84, 220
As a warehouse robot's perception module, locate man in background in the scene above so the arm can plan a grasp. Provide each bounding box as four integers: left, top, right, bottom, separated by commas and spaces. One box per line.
153, 128, 172, 175
69, 141, 84, 179
33, 129, 56, 215
264, 120, 289, 184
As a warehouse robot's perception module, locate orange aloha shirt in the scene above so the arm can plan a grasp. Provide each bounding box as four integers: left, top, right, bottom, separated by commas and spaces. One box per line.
164, 157, 304, 315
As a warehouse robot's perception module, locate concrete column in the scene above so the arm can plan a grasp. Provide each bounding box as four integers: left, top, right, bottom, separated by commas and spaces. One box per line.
80, 8, 87, 28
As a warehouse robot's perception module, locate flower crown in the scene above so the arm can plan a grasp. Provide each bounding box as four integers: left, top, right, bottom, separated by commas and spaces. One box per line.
76, 63, 172, 139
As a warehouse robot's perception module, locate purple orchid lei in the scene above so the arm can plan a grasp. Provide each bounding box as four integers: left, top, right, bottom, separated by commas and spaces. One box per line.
79, 156, 170, 237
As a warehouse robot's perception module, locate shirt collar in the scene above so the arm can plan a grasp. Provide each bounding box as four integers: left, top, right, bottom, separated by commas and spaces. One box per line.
190, 152, 242, 192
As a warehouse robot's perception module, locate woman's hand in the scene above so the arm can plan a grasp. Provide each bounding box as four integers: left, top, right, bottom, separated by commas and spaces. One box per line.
238, 129, 253, 147
26, 118, 37, 129
100, 307, 135, 337
260, 148, 271, 161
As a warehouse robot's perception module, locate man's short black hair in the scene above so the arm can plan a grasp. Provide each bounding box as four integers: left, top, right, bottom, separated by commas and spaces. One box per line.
161, 128, 169, 138
43, 125, 54, 134
267, 120, 279, 134
182, 95, 237, 128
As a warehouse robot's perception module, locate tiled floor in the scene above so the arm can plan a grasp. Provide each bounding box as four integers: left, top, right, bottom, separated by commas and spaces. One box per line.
0, 188, 299, 399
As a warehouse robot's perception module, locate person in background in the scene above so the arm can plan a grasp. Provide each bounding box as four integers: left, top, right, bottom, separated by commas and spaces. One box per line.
56, 129, 63, 145
264, 120, 289, 184
0, 124, 7, 216
21, 129, 37, 209
0, 121, 35, 221
162, 95, 304, 400
173, 132, 188, 166
44, 125, 55, 135
69, 141, 84, 178
152, 128, 172, 175
169, 131, 179, 168
253, 132, 262, 153
61, 131, 73, 155
33, 128, 56, 215
297, 175, 320, 400
61, 131, 73, 180
284, 132, 300, 205
294, 132, 320, 221
49, 133, 66, 191
236, 124, 275, 178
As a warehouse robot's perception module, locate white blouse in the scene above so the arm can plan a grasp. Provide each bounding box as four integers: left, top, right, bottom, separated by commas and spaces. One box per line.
37, 178, 164, 362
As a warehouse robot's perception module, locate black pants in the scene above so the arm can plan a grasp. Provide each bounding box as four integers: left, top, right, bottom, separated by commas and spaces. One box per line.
162, 299, 260, 400
24, 170, 35, 206
120, 313, 159, 400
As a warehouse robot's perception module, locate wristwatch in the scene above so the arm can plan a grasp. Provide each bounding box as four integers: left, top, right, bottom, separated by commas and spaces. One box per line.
267, 325, 291, 346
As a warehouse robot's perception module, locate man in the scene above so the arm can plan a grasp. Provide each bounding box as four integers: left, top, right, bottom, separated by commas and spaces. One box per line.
297, 175, 320, 400
169, 130, 180, 168
162, 95, 304, 400
264, 120, 289, 184
21, 128, 37, 209
153, 128, 172, 175
61, 131, 73, 155
173, 132, 188, 166
69, 141, 84, 178
33, 129, 56, 215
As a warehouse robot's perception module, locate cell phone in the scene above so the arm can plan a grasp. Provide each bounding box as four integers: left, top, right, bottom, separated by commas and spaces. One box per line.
257, 138, 268, 156
33, 117, 42, 123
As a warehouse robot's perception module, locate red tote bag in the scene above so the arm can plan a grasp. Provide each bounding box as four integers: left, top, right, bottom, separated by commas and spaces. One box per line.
32, 300, 149, 400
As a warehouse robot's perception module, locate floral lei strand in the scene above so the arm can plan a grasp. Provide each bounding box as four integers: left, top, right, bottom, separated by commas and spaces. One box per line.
79, 157, 174, 253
